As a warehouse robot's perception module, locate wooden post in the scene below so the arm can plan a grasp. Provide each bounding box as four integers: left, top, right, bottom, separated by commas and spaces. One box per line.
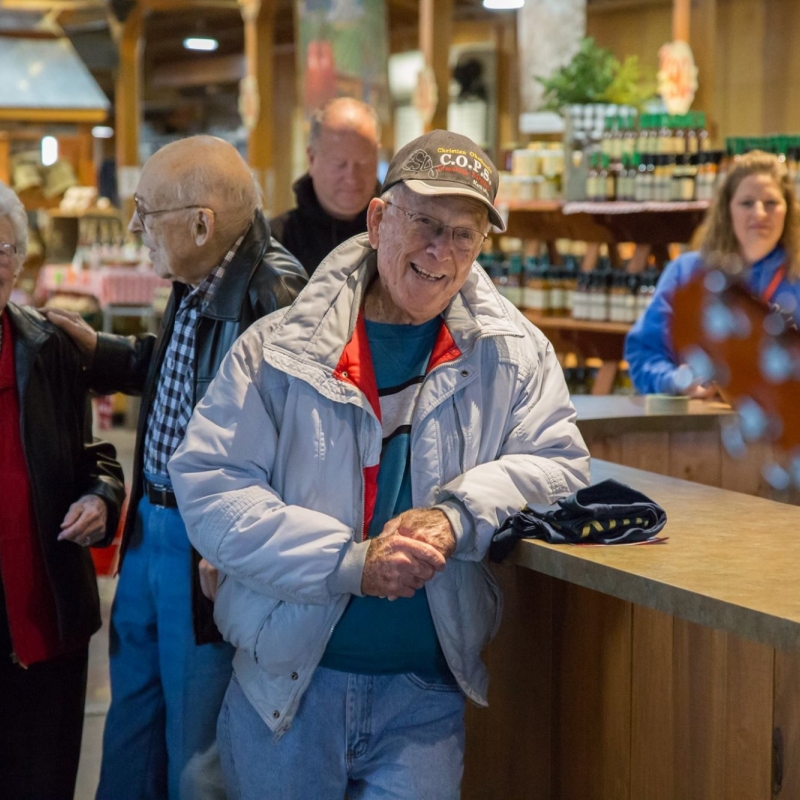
115, 2, 144, 222
419, 0, 453, 133
689, 0, 719, 145
673, 0, 690, 41
75, 123, 97, 188
241, 0, 276, 212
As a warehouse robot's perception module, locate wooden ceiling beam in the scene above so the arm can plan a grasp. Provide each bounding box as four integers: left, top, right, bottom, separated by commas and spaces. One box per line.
142, 0, 240, 10
0, 0, 104, 10
151, 53, 244, 88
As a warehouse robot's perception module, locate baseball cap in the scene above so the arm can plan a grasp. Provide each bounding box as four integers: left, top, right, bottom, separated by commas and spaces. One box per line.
381, 130, 506, 231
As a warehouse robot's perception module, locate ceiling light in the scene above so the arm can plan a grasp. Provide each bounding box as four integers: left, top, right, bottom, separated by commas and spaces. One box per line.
183, 37, 218, 52
92, 126, 114, 139
41, 135, 58, 166
482, 0, 524, 8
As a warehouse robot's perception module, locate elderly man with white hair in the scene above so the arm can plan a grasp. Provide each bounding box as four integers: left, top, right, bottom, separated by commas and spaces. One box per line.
47, 135, 306, 800
170, 131, 590, 799
0, 180, 125, 799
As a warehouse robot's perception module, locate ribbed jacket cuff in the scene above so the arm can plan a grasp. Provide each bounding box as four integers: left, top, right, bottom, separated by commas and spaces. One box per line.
327, 539, 371, 597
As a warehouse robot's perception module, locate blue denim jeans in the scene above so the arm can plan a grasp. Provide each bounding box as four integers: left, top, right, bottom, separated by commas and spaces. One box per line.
218, 667, 466, 800
97, 486, 234, 800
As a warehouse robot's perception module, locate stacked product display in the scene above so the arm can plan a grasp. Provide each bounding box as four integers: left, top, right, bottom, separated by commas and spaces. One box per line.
584, 111, 718, 202
478, 249, 657, 324
497, 142, 565, 203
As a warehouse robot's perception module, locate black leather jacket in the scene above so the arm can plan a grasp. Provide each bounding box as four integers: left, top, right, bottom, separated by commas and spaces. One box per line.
5, 303, 125, 653
88, 211, 307, 643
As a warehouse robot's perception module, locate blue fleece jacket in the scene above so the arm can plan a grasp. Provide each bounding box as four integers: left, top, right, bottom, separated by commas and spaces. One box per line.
624, 247, 799, 395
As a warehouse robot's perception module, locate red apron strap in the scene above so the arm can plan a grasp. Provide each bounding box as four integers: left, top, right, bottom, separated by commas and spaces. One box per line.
760, 263, 786, 304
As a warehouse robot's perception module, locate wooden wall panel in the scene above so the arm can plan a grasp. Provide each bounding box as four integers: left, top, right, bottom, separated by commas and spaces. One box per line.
620, 431, 670, 472
551, 583, 632, 800
582, 433, 624, 465
716, 0, 765, 138
588, 0, 800, 142
463, 565, 554, 800
630, 605, 674, 800
667, 430, 721, 487
723, 637, 774, 800
586, 6, 672, 73
774, 649, 800, 798
672, 619, 728, 800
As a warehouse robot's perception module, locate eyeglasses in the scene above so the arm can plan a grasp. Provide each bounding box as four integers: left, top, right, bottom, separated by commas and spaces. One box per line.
133, 194, 214, 225
0, 242, 17, 265
384, 201, 488, 253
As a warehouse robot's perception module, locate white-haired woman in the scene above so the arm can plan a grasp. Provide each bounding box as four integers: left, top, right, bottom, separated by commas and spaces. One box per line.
0, 181, 125, 799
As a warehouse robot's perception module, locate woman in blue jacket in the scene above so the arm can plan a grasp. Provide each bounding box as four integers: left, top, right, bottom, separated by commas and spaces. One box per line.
625, 150, 800, 395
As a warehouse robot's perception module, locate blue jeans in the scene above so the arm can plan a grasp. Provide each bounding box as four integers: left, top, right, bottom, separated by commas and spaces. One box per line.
218, 667, 466, 800
97, 487, 234, 800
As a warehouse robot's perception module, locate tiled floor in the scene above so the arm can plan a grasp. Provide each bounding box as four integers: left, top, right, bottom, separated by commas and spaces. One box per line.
74, 426, 136, 800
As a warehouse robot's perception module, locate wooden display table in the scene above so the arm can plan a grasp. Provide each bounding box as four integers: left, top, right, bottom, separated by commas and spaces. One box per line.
463, 459, 800, 800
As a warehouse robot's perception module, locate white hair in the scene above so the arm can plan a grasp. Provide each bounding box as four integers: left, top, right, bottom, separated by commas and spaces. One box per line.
0, 180, 28, 275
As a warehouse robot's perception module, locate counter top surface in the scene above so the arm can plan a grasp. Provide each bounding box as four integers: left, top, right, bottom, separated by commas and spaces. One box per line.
572, 395, 734, 433
510, 459, 800, 651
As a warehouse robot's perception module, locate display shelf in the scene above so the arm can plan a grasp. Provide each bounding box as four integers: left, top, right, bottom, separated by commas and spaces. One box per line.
523, 311, 632, 336
522, 310, 631, 395
501, 199, 709, 246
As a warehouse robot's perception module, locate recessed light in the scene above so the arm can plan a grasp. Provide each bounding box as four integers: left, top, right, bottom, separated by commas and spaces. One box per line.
482, 0, 524, 8
183, 37, 218, 52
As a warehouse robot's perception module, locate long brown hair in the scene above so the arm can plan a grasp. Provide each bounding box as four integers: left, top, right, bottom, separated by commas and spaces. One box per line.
701, 150, 800, 279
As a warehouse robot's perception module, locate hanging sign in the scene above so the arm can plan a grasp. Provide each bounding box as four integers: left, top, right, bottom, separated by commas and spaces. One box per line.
238, 75, 260, 130
658, 40, 698, 115
412, 66, 438, 128
296, 0, 390, 123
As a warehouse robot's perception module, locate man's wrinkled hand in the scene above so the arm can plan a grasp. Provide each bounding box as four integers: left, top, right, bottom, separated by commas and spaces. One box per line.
43, 308, 99, 365
58, 494, 108, 547
198, 558, 220, 601
361, 533, 445, 599
392, 507, 456, 558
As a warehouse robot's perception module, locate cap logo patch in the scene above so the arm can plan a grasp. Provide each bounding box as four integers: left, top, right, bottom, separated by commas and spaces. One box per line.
402, 149, 437, 178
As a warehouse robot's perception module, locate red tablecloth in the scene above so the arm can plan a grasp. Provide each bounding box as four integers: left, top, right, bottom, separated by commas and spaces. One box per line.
37, 264, 171, 308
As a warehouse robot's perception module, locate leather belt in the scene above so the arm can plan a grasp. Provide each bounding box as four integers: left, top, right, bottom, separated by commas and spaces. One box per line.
144, 480, 178, 508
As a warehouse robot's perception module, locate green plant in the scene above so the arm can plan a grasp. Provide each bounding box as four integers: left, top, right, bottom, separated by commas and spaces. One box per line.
537, 38, 655, 111
603, 55, 657, 109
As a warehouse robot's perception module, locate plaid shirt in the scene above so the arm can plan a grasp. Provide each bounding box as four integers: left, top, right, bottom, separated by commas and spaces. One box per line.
143, 238, 243, 478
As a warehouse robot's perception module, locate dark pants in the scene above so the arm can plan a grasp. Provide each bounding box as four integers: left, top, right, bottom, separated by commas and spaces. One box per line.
0, 580, 89, 800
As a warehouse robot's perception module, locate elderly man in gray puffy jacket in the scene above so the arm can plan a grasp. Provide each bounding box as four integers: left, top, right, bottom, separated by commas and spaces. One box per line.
169, 130, 590, 800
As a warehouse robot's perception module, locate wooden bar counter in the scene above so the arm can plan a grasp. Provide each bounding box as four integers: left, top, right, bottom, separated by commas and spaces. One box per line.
463, 460, 800, 800
571, 395, 797, 503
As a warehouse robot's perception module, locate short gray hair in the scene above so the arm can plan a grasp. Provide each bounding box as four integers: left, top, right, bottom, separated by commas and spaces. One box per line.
0, 180, 28, 274
309, 97, 381, 151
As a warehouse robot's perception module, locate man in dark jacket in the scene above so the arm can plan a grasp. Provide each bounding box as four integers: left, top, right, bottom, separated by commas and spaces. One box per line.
270, 97, 381, 276
46, 135, 307, 800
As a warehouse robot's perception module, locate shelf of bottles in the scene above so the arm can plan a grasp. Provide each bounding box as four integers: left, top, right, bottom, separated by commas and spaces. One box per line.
585, 112, 723, 204
477, 248, 656, 328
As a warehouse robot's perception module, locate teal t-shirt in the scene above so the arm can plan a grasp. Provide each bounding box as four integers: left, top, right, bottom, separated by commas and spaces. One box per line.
319, 316, 451, 679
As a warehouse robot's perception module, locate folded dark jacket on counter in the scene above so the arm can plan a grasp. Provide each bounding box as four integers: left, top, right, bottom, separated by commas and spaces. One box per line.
490, 478, 667, 562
